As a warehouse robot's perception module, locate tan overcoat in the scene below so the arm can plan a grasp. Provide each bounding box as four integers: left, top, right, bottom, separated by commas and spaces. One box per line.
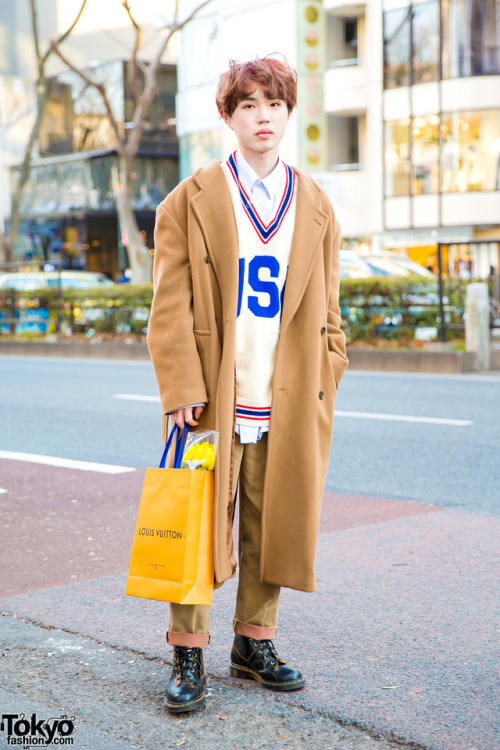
147, 159, 348, 593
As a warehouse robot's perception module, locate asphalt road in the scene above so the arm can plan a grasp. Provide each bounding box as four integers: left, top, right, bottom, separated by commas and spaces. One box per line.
1, 355, 499, 750
1, 356, 498, 515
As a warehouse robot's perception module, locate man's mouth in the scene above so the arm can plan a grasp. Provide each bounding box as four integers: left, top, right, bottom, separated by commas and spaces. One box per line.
256, 129, 273, 135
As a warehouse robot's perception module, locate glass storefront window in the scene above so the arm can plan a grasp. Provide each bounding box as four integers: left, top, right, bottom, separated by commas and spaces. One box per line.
385, 0, 500, 87
441, 110, 500, 192
442, 0, 500, 78
20, 164, 60, 215
412, 115, 440, 194
89, 155, 118, 210
57, 62, 124, 151
39, 81, 73, 156
385, 120, 411, 197
41, 62, 179, 155
124, 65, 178, 154
16, 154, 179, 218
58, 162, 89, 212
384, 8, 411, 89
180, 130, 222, 180
132, 158, 179, 210
412, 1, 440, 83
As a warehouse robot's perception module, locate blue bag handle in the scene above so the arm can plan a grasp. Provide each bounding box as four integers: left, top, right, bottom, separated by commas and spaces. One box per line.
159, 423, 190, 469
175, 424, 190, 468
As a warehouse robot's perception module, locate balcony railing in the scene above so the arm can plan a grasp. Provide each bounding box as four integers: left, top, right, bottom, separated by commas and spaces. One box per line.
330, 163, 364, 172
328, 58, 362, 69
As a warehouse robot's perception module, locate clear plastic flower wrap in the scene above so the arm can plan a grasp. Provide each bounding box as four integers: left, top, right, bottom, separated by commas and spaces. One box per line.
181, 429, 219, 471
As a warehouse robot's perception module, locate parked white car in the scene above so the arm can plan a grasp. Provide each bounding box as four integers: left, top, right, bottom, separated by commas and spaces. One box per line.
339, 250, 376, 279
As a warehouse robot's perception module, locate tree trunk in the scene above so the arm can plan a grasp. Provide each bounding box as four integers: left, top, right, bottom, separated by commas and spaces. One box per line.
116, 153, 152, 284
8, 80, 47, 259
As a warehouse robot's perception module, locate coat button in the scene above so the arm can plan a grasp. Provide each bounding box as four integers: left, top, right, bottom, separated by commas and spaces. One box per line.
320, 326, 326, 335
318, 391, 324, 400
204, 255, 211, 264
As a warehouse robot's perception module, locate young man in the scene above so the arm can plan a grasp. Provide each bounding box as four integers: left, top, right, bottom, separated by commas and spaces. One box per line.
147, 57, 348, 713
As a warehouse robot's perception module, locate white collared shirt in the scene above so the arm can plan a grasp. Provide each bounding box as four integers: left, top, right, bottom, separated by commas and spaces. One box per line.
233, 150, 287, 444
235, 150, 285, 224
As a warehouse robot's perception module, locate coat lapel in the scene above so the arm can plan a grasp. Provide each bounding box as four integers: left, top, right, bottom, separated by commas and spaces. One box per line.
190, 161, 239, 320
280, 171, 329, 335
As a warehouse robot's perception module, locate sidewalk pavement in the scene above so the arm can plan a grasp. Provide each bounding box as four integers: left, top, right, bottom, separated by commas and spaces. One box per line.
1, 458, 498, 750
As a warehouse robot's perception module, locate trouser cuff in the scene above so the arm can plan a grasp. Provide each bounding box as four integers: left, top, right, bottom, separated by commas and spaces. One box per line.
233, 618, 277, 640
166, 630, 210, 648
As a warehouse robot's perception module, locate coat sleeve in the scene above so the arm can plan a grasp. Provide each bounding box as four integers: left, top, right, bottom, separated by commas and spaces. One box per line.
147, 200, 208, 416
326, 206, 349, 388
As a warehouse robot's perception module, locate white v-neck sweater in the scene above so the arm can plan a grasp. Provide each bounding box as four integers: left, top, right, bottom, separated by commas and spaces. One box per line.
222, 154, 297, 429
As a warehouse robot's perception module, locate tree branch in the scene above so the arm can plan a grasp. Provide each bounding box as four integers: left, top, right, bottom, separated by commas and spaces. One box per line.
122, 0, 141, 43
9, 0, 88, 256
29, 0, 42, 65
126, 0, 213, 156
154, 0, 212, 66
55, 0, 88, 47
50, 42, 123, 148
42, 0, 88, 66
120, 1, 146, 146
122, 0, 143, 105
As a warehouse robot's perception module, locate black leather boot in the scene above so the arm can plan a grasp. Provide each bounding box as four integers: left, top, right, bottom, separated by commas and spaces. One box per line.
230, 634, 305, 691
164, 646, 206, 713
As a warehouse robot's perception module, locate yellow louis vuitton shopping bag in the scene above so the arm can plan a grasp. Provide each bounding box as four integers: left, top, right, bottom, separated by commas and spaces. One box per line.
125, 425, 214, 605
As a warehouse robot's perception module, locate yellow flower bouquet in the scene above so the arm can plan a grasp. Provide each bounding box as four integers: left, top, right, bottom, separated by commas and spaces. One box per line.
181, 429, 219, 471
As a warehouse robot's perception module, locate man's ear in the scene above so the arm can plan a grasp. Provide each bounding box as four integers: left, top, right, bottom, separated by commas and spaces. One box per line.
221, 110, 233, 129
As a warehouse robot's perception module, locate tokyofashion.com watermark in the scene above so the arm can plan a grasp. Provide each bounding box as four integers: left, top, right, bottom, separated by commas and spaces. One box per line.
0, 713, 76, 747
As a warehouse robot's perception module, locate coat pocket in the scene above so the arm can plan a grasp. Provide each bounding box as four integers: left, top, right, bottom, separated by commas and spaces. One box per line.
194, 329, 211, 394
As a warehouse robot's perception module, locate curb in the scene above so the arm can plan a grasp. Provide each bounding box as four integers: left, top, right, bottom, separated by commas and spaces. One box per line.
0, 340, 150, 361
1, 340, 499, 373
348, 347, 475, 374
347, 347, 500, 373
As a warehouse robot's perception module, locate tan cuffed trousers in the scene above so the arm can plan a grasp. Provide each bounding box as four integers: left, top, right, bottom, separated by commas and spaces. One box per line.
167, 433, 280, 648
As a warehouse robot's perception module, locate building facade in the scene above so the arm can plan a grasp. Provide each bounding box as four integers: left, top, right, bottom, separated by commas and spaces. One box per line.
0, 0, 180, 274
380, 0, 500, 277
10, 62, 178, 276
177, 0, 500, 278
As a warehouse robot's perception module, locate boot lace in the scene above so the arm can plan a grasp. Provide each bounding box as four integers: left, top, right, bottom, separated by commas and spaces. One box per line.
174, 647, 200, 682
255, 639, 280, 669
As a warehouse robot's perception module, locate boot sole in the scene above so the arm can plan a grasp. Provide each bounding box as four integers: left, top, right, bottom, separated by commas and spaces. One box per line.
230, 663, 305, 691
164, 694, 206, 713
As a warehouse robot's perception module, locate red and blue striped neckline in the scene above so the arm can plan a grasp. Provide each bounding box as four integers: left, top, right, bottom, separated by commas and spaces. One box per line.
227, 151, 296, 244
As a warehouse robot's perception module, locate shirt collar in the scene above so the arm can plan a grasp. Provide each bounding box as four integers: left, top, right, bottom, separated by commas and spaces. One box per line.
235, 150, 284, 201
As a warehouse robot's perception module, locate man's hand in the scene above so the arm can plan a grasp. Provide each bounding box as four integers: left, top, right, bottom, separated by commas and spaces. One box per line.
171, 405, 205, 428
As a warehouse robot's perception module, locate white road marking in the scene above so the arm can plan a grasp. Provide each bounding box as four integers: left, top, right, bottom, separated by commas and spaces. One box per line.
0, 488, 7, 494
115, 393, 161, 403
0, 450, 136, 474
335, 410, 472, 426
114, 394, 473, 427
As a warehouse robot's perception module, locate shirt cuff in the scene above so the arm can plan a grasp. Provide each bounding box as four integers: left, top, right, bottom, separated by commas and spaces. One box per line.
168, 403, 206, 414
235, 424, 269, 444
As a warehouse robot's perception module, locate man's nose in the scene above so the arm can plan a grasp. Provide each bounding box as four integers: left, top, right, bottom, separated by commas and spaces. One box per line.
257, 107, 270, 122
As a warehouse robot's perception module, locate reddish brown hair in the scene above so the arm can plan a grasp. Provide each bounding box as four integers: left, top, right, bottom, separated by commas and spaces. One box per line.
216, 56, 297, 117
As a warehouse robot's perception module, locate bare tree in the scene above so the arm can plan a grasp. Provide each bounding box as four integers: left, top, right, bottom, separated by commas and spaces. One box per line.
7, 0, 88, 261
51, 0, 212, 283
